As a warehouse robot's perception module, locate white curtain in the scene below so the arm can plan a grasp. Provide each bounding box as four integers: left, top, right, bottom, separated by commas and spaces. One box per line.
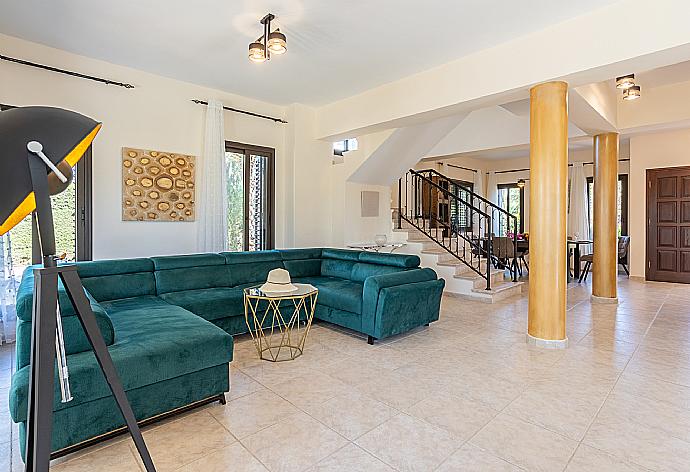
487, 171, 500, 235
472, 171, 484, 199
196, 100, 228, 252
472, 171, 484, 233
568, 162, 591, 251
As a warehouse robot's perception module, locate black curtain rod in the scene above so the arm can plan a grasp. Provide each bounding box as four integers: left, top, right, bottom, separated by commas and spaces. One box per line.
486, 158, 630, 175
192, 99, 287, 124
440, 162, 478, 173
0, 53, 135, 88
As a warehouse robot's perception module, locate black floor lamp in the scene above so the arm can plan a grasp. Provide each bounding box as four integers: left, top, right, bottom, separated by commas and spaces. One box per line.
0, 107, 156, 472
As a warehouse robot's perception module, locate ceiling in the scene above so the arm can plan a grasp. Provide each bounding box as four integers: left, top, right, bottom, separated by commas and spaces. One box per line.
636, 59, 690, 89
431, 135, 635, 163
0, 0, 619, 106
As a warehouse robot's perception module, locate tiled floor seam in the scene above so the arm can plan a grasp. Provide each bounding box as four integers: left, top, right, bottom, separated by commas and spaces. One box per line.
200, 412, 273, 472
562, 293, 671, 472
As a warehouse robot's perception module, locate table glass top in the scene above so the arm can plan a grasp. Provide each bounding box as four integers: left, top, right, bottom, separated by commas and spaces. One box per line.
244, 283, 317, 299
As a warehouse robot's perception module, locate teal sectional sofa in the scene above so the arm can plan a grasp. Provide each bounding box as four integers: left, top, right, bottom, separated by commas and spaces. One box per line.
10, 248, 444, 457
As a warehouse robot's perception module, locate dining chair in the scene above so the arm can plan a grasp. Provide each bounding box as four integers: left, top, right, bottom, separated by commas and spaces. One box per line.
578, 236, 630, 282
491, 236, 520, 276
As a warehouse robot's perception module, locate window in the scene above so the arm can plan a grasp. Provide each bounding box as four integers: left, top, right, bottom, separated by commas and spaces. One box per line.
225, 141, 275, 251
451, 180, 474, 231
587, 174, 628, 236
333, 138, 358, 156
497, 183, 525, 235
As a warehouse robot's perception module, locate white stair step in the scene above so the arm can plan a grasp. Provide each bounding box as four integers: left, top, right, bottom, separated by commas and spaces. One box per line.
454, 262, 490, 276
468, 281, 524, 303
455, 269, 506, 289
421, 247, 448, 255
437, 258, 464, 267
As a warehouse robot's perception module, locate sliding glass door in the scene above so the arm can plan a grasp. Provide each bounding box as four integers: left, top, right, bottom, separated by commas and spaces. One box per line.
225, 142, 275, 252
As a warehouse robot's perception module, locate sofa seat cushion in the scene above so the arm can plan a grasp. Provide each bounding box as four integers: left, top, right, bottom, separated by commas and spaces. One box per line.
159, 287, 246, 321
9, 295, 233, 423
293, 276, 363, 314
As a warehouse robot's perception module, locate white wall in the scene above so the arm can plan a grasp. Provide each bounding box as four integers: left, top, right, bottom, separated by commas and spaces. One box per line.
283, 104, 333, 248
1, 34, 288, 259
332, 131, 395, 247
629, 128, 690, 277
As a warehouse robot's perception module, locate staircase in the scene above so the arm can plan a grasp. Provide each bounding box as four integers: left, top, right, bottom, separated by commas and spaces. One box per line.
392, 169, 523, 303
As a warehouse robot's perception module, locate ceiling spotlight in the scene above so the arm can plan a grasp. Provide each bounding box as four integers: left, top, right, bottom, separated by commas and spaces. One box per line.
616, 74, 635, 89
248, 13, 287, 63
267, 30, 287, 54
623, 85, 641, 101
517, 179, 526, 189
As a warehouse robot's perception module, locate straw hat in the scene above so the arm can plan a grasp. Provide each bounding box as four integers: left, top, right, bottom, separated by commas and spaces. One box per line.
260, 268, 297, 293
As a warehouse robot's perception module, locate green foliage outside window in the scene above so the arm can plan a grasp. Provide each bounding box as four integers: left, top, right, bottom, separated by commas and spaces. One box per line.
226, 152, 244, 251
7, 179, 76, 266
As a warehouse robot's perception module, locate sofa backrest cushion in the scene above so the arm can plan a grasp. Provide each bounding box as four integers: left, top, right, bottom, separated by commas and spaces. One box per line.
320, 248, 360, 279
280, 248, 322, 278
350, 262, 405, 282
222, 250, 284, 286
152, 254, 230, 294
15, 265, 112, 317
358, 251, 420, 268
321, 248, 361, 261
320, 248, 419, 280
76, 258, 156, 302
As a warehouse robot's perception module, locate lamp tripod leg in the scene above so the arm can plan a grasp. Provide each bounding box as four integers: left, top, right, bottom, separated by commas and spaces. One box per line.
25, 268, 59, 472
60, 269, 156, 471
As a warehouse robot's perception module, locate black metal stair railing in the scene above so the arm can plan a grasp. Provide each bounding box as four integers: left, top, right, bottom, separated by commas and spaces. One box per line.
397, 168, 519, 290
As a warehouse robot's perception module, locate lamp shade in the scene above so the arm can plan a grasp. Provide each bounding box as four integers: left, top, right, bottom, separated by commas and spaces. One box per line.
0, 106, 101, 235
267, 30, 287, 54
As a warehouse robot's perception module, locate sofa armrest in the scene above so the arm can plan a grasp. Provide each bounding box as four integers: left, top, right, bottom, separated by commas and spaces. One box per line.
362, 268, 443, 337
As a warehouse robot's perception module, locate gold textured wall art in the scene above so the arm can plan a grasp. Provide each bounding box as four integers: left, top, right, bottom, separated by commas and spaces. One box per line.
122, 147, 196, 221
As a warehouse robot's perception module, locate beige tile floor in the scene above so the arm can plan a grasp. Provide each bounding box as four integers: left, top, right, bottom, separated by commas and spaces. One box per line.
2, 276, 690, 471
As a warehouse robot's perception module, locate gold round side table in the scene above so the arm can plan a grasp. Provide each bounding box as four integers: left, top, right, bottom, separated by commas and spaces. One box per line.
243, 283, 318, 362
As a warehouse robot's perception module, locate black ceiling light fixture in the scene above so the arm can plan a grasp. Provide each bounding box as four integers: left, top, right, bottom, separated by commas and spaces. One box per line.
248, 13, 287, 63
623, 84, 641, 101
517, 179, 526, 189
616, 74, 641, 100
615, 74, 635, 89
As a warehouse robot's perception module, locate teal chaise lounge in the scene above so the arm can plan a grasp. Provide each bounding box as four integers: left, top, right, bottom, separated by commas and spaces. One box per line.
10, 248, 443, 457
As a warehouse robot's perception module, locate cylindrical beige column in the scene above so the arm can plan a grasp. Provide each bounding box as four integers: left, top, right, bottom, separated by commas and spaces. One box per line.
592, 133, 619, 302
527, 81, 568, 348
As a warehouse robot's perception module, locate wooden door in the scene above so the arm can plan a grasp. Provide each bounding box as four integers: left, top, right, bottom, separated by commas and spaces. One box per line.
646, 166, 690, 283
